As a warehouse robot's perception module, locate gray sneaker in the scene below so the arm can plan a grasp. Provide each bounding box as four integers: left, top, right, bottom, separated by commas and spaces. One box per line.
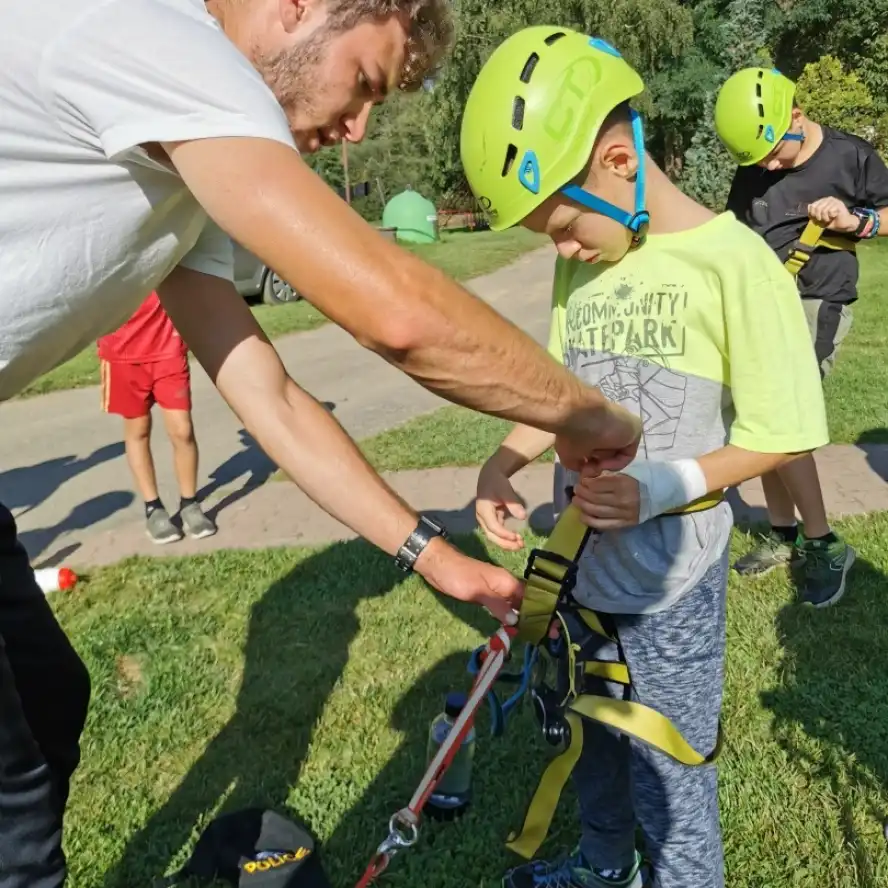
732, 530, 801, 577
180, 502, 217, 540
146, 506, 183, 545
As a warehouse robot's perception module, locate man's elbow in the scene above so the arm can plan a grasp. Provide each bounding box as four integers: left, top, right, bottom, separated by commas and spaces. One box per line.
353, 317, 418, 364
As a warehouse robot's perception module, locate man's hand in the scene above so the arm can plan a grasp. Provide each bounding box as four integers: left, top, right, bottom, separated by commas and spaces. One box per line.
415, 537, 522, 624
555, 401, 642, 473
808, 197, 858, 234
572, 470, 641, 530
475, 462, 527, 551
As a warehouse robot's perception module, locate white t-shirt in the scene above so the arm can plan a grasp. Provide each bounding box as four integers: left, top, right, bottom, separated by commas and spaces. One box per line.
0, 0, 296, 400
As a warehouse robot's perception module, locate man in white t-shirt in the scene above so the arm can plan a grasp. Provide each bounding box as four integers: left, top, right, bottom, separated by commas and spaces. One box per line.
0, 1, 643, 882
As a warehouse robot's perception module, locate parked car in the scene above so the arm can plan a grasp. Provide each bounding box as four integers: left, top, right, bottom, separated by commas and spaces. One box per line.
232, 240, 302, 306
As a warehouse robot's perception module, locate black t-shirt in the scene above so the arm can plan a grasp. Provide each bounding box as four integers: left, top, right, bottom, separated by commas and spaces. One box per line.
726, 125, 888, 303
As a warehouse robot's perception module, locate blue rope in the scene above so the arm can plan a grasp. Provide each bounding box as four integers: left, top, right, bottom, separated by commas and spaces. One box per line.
466, 641, 537, 737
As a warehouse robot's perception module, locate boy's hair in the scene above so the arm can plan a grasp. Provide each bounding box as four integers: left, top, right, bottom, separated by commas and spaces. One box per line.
325, 0, 454, 91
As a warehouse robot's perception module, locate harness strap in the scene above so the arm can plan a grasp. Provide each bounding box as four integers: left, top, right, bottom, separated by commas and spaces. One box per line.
506, 699, 723, 860
506, 500, 726, 861
784, 219, 856, 278
505, 711, 585, 859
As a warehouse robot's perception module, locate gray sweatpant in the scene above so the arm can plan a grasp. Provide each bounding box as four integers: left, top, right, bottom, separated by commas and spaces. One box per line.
573, 546, 728, 888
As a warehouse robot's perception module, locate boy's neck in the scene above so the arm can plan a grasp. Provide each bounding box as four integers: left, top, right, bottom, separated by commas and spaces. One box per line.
643, 161, 716, 236
790, 117, 823, 168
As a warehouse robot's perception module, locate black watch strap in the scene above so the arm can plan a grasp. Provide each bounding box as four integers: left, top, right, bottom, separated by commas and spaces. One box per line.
394, 516, 448, 573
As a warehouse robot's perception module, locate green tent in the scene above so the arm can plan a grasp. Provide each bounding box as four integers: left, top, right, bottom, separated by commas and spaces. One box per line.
382, 187, 439, 244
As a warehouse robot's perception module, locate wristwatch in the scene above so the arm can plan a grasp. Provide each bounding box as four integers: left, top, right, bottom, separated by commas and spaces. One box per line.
394, 515, 448, 573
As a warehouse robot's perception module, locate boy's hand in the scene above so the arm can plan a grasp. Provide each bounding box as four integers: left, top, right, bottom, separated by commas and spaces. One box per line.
572, 470, 641, 530
808, 197, 858, 234
476, 462, 527, 551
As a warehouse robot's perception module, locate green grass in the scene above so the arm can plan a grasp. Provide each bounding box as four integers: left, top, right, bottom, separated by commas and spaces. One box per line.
56, 514, 888, 887
18, 227, 545, 399
361, 405, 549, 472
823, 239, 888, 443
357, 239, 888, 468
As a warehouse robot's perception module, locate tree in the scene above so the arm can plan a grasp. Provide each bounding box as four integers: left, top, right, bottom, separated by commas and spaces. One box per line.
679, 0, 770, 209
796, 55, 888, 154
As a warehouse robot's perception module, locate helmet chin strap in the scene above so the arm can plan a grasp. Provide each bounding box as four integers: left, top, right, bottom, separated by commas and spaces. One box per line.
559, 108, 650, 243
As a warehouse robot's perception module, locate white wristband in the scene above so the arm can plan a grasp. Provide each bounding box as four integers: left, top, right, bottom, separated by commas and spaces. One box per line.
619, 459, 709, 523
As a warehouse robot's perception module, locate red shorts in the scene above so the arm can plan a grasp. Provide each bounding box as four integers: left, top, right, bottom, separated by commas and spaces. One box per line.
100, 355, 192, 418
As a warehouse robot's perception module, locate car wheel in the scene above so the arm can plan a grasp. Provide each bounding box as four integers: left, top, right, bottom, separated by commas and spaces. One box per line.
262, 269, 301, 306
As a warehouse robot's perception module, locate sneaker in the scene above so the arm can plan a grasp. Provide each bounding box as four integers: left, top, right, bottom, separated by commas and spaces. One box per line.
732, 530, 800, 577
503, 846, 646, 888
179, 502, 217, 540
797, 535, 856, 607
146, 506, 183, 545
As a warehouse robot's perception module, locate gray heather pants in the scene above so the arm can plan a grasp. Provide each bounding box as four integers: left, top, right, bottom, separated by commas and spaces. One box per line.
574, 547, 728, 888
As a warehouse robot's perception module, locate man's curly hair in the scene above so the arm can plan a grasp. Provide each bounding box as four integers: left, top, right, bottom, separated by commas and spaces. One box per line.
326, 0, 454, 91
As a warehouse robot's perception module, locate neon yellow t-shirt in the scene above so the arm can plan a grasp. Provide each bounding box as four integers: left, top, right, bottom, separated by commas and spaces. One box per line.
548, 211, 828, 613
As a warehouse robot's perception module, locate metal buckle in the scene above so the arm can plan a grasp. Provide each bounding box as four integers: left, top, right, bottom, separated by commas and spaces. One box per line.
530, 685, 571, 748
523, 548, 579, 594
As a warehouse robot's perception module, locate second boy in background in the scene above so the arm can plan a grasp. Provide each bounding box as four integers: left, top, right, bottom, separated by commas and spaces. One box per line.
461, 26, 828, 888
98, 291, 217, 544
715, 66, 888, 602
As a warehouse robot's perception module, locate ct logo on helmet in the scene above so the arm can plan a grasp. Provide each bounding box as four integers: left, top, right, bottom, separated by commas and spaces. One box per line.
542, 57, 602, 142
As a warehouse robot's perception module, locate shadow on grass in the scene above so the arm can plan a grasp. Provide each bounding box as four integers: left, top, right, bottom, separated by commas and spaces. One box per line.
98, 533, 519, 888
760, 551, 888, 885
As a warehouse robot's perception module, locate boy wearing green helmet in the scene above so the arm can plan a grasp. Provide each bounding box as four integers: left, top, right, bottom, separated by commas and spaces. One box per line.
461, 26, 830, 888
715, 66, 888, 602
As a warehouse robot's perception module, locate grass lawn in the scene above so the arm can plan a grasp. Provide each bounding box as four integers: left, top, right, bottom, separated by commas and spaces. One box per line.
57, 513, 888, 887
359, 239, 888, 469
17, 227, 545, 399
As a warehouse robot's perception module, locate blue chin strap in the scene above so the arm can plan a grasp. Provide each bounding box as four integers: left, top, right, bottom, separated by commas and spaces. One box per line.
559, 108, 650, 244
763, 123, 805, 147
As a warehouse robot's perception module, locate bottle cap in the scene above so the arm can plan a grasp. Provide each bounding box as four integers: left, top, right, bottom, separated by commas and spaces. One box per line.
445, 691, 468, 718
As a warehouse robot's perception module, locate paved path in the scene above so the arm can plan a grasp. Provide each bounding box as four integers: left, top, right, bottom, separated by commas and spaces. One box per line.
0, 246, 558, 566
65, 442, 888, 568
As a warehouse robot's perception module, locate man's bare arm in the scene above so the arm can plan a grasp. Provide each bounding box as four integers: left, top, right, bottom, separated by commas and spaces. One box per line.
156, 267, 523, 621
160, 136, 636, 454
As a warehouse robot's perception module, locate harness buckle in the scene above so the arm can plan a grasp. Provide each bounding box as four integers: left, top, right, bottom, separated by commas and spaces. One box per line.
524, 548, 579, 595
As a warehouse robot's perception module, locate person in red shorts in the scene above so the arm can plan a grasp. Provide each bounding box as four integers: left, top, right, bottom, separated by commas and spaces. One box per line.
98, 291, 217, 544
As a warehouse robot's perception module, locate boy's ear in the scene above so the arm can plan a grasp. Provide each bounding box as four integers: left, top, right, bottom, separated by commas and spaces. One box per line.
596, 135, 639, 182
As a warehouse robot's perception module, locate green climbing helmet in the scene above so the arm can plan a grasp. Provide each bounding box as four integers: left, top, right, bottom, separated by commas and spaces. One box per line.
714, 67, 801, 166
460, 26, 649, 234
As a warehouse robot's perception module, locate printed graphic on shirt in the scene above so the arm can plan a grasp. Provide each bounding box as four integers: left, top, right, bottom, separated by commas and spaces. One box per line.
563, 275, 688, 359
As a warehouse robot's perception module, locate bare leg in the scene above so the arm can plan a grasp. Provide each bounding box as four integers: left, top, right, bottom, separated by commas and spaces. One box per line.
161, 408, 198, 500
123, 414, 158, 502
774, 454, 830, 538
759, 470, 798, 528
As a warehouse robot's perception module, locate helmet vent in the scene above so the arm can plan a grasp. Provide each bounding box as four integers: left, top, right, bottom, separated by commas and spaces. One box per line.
757, 103, 765, 118
512, 96, 526, 130
756, 125, 764, 140
544, 32, 565, 45
520, 53, 539, 83
755, 83, 762, 98
502, 143, 518, 178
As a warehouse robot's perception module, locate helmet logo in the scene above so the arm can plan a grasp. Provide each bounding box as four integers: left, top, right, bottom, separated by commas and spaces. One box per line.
543, 58, 601, 141
518, 150, 541, 194
764, 125, 775, 143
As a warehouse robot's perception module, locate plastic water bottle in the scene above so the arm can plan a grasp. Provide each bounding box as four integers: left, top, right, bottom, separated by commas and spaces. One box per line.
425, 691, 475, 820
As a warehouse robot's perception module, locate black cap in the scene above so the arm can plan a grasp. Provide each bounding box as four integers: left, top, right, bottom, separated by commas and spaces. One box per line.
160, 807, 331, 888
445, 691, 468, 718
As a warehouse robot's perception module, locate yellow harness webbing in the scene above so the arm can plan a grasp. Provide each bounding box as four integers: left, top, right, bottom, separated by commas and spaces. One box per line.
506, 499, 724, 860
784, 220, 856, 278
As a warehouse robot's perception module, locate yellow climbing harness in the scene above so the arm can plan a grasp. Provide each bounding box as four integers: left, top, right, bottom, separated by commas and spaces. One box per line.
783, 219, 856, 278
504, 493, 724, 860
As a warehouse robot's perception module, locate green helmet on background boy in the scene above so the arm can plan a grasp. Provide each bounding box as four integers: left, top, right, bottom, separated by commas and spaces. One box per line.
459, 26, 649, 238
714, 67, 803, 166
